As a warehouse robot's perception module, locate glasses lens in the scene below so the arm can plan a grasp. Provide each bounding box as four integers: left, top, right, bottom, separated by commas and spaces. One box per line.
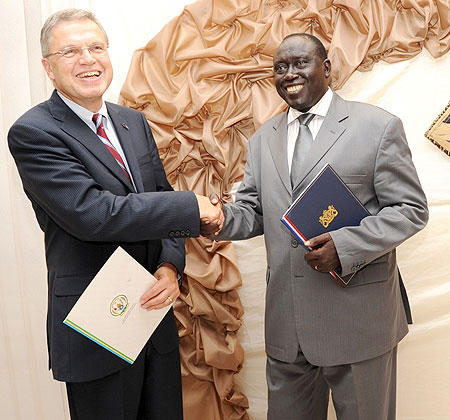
90, 44, 107, 55
61, 47, 79, 59
55, 44, 108, 59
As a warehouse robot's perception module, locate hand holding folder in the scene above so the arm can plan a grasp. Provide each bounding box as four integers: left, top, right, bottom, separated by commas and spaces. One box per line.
64, 247, 173, 364
281, 164, 370, 286
303, 232, 341, 276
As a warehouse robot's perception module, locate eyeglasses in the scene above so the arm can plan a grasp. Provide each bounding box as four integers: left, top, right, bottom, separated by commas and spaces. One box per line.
44, 43, 109, 59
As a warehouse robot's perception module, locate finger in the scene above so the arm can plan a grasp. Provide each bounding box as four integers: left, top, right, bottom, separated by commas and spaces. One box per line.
209, 193, 219, 205
200, 224, 220, 237
304, 233, 331, 248
141, 292, 168, 310
196, 194, 220, 221
304, 253, 320, 267
218, 210, 225, 227
141, 288, 179, 310
139, 277, 168, 305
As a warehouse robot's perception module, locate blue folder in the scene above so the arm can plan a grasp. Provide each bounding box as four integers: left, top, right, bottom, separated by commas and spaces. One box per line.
281, 164, 370, 285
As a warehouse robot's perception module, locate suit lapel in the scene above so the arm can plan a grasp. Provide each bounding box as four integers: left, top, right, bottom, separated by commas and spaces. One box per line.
60, 108, 131, 188
107, 104, 144, 192
49, 92, 135, 192
267, 112, 291, 194
293, 93, 348, 192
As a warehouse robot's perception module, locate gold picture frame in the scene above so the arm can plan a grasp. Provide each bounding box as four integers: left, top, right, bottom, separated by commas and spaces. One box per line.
425, 101, 450, 156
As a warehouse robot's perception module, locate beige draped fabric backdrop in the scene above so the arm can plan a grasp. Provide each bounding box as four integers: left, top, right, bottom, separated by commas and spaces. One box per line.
1, 0, 450, 419
119, 1, 450, 419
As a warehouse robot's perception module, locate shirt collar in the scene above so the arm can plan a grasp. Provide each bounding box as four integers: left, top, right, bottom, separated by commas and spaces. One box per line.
287, 87, 333, 125
57, 91, 109, 129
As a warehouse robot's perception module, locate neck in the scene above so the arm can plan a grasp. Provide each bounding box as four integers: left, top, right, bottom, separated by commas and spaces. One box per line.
56, 90, 103, 113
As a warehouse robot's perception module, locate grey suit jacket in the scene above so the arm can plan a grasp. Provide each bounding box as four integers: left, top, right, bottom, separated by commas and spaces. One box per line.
218, 92, 428, 366
8, 90, 200, 382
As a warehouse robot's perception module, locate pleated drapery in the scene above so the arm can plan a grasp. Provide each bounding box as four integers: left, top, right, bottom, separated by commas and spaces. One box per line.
118, 1, 449, 418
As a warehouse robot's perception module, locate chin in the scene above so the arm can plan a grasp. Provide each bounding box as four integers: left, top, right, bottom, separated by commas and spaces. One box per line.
287, 101, 308, 112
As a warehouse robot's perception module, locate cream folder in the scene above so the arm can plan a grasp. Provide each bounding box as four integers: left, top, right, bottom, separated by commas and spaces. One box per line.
64, 247, 173, 364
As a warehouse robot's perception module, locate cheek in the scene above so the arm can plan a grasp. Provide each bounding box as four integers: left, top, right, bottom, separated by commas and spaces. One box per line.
50, 64, 71, 82
101, 59, 113, 75
274, 81, 285, 98
275, 84, 282, 96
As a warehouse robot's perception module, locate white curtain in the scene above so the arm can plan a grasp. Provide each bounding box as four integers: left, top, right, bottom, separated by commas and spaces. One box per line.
1, 1, 449, 419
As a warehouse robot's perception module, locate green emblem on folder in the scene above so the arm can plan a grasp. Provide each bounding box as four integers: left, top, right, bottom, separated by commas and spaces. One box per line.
110, 295, 129, 316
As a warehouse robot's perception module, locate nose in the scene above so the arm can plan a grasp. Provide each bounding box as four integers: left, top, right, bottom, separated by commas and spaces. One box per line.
284, 64, 298, 80
78, 48, 96, 63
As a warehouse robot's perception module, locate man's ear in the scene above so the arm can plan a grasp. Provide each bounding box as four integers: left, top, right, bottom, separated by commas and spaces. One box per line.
323, 58, 332, 78
41, 58, 55, 81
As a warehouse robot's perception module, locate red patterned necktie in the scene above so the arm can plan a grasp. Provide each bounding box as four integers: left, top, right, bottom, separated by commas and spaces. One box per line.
92, 113, 131, 182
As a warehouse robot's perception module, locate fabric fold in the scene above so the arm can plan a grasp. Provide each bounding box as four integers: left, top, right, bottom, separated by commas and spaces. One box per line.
119, 1, 449, 418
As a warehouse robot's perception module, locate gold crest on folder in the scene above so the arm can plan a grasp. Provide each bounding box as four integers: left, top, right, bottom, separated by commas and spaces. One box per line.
319, 205, 338, 228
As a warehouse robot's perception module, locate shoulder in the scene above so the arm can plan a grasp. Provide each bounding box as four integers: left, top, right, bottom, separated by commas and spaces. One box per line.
333, 92, 398, 122
249, 112, 285, 142
106, 102, 144, 120
259, 112, 286, 131
105, 102, 151, 135
9, 99, 55, 134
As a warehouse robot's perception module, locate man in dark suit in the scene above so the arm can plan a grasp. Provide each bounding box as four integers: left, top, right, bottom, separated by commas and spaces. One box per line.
204, 33, 428, 419
8, 8, 221, 420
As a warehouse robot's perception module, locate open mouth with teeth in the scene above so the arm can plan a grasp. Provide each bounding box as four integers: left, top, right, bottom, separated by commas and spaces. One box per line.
286, 84, 304, 94
76, 71, 101, 78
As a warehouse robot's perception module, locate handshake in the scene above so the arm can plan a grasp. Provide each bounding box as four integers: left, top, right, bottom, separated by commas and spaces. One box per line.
195, 194, 224, 239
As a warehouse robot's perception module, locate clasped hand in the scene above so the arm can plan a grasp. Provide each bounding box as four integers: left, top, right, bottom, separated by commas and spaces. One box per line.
196, 194, 224, 238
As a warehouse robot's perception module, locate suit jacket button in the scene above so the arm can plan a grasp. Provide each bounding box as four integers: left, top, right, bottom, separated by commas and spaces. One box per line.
169, 232, 174, 237
291, 239, 299, 248
175, 231, 180, 237
186, 229, 191, 235
181, 230, 186, 236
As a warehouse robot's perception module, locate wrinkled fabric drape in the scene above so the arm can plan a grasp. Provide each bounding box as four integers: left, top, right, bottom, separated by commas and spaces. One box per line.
118, 1, 449, 418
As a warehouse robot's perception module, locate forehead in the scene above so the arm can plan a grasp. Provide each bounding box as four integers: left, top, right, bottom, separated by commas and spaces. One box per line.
49, 19, 106, 48
274, 37, 317, 62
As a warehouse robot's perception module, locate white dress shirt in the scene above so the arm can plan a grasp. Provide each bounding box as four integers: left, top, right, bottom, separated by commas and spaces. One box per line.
286, 87, 333, 173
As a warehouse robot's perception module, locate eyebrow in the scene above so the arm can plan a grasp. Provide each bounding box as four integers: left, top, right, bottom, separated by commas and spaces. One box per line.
58, 42, 105, 49
274, 53, 310, 63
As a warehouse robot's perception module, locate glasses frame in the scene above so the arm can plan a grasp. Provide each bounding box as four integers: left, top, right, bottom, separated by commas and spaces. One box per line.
44, 43, 109, 59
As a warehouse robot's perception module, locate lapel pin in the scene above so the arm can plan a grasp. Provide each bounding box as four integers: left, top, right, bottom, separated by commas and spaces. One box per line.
122, 122, 129, 130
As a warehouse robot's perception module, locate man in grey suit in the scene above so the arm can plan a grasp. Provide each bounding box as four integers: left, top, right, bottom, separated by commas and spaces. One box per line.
8, 9, 221, 420
204, 33, 428, 419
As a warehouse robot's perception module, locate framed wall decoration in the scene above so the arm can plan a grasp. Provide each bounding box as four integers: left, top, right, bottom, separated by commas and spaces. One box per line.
425, 101, 450, 156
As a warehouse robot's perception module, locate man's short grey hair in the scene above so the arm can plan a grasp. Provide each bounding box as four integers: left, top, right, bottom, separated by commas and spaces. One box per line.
40, 9, 109, 57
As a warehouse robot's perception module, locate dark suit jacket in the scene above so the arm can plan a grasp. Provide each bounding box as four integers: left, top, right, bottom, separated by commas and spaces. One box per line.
8, 90, 200, 382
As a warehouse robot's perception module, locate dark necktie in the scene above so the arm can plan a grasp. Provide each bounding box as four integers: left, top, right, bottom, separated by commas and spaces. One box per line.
92, 113, 132, 182
290, 113, 315, 187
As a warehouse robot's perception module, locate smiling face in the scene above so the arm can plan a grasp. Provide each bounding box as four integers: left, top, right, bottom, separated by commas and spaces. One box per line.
273, 35, 331, 112
41, 19, 113, 112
